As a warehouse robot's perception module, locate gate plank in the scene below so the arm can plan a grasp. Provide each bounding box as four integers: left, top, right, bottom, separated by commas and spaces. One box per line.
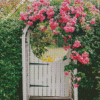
56, 61, 60, 96
61, 61, 64, 96
51, 62, 56, 96
38, 59, 43, 96
64, 55, 70, 96
30, 48, 35, 96
43, 64, 47, 96
34, 56, 39, 96
64, 72, 69, 96
47, 63, 52, 96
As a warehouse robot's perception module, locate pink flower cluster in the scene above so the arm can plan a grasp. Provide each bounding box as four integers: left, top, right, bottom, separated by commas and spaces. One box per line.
53, 39, 57, 44
40, 26, 47, 32
70, 51, 89, 64
63, 36, 67, 42
65, 71, 69, 75
59, 0, 86, 33
64, 22, 75, 33
53, 30, 60, 35
74, 83, 79, 88
70, 17, 77, 25
19, 12, 28, 21
85, 2, 99, 15
85, 24, 91, 30
68, 35, 72, 39
75, 77, 81, 81
32, 0, 49, 7
90, 18, 96, 24
73, 40, 81, 48
79, 17, 85, 23
49, 19, 58, 30
28, 21, 33, 26
74, 77, 81, 88
74, 0, 83, 4
46, 6, 55, 19
19, 0, 51, 26
61, 2, 70, 12
39, 0, 50, 6
63, 45, 71, 51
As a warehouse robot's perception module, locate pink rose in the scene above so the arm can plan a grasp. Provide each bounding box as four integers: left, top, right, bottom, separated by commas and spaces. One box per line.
73, 40, 81, 48
28, 21, 33, 26
70, 54, 76, 60
49, 19, 58, 30
53, 30, 59, 35
90, 18, 96, 24
68, 35, 72, 39
63, 45, 71, 51
40, 26, 47, 32
79, 17, 85, 23
65, 71, 69, 75
74, 83, 79, 88
82, 12, 87, 17
77, 77, 81, 81
24, 23, 28, 25
63, 36, 67, 42
82, 51, 89, 58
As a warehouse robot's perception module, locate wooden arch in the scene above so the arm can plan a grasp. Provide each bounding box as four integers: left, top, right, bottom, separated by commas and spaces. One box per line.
22, 25, 78, 100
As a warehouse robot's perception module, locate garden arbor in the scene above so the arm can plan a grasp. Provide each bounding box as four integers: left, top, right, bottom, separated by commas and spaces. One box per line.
22, 24, 78, 100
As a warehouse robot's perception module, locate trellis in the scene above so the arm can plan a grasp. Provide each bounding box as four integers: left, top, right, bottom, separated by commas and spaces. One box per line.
22, 25, 78, 100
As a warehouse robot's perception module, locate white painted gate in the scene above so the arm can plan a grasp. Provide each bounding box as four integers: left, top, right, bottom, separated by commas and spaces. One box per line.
22, 25, 78, 100
30, 46, 70, 97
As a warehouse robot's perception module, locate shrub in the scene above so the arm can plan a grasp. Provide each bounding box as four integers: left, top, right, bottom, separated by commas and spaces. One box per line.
0, 19, 24, 100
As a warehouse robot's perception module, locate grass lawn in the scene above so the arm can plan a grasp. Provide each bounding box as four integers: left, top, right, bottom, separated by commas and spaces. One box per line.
41, 47, 68, 61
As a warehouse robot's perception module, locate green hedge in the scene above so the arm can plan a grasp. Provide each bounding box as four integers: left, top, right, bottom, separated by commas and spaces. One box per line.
0, 19, 24, 100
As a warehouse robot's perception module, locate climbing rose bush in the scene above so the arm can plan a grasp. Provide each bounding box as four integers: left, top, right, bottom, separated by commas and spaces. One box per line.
19, 0, 100, 92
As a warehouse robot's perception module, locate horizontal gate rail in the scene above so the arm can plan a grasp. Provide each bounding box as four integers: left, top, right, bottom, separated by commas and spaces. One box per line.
30, 63, 49, 65
30, 85, 49, 87
29, 96, 73, 100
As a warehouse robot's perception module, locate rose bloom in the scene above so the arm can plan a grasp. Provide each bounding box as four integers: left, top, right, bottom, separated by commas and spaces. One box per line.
63, 45, 71, 51
63, 36, 67, 42
82, 51, 89, 58
68, 35, 72, 39
79, 17, 85, 23
53, 30, 59, 35
70, 54, 76, 60
77, 77, 81, 81
74, 83, 79, 88
90, 18, 96, 24
28, 21, 33, 26
65, 71, 69, 75
73, 40, 81, 48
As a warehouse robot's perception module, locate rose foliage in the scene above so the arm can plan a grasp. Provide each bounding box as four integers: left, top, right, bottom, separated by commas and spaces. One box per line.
19, 0, 100, 99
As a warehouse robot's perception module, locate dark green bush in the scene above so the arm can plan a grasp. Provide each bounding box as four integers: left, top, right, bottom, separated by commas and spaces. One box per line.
0, 19, 24, 100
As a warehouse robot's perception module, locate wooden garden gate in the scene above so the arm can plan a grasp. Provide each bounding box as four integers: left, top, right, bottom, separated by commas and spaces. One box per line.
22, 25, 78, 100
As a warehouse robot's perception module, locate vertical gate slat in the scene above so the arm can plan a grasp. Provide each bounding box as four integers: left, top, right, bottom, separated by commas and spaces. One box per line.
61, 61, 64, 96
64, 52, 70, 96
51, 63, 56, 96
64, 72, 69, 96
56, 61, 60, 96
25, 43, 28, 99
30, 47, 35, 96
27, 31, 30, 96
74, 69, 78, 100
43, 64, 47, 96
47, 64, 51, 96
34, 56, 39, 96
38, 59, 43, 96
